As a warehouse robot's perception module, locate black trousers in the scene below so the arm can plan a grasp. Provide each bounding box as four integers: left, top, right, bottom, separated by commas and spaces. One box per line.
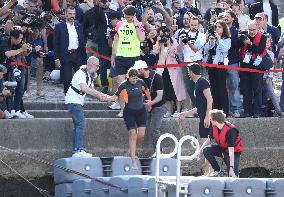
242, 72, 263, 115
61, 51, 83, 94
208, 67, 229, 115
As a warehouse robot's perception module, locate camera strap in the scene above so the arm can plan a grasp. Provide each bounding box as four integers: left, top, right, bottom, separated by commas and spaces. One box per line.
70, 68, 93, 96
9, 61, 29, 68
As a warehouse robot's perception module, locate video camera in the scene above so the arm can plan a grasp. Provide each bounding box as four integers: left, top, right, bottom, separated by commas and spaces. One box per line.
19, 11, 42, 29
159, 23, 171, 44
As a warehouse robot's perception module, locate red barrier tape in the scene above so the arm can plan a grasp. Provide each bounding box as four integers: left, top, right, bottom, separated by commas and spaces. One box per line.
85, 48, 284, 74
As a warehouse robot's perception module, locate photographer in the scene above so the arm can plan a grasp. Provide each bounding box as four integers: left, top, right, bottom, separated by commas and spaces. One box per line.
153, 25, 187, 117
204, 20, 231, 116
240, 20, 266, 117
0, 26, 33, 118
175, 14, 206, 108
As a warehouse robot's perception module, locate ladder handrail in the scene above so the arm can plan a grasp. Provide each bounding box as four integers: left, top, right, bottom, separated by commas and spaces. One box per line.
176, 135, 200, 197
155, 133, 200, 197
155, 133, 179, 197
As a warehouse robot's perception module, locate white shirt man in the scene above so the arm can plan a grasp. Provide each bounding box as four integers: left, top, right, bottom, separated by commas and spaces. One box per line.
176, 16, 206, 62
66, 22, 79, 50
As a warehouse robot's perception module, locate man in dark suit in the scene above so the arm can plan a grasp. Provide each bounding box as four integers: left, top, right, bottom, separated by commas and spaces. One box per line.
249, 0, 278, 27
54, 6, 87, 94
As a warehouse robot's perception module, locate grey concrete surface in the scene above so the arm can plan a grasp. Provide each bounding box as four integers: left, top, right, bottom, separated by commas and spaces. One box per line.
0, 117, 284, 179
28, 110, 120, 118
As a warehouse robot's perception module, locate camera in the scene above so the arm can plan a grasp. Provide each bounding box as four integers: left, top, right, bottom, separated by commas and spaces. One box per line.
140, 41, 148, 50
12, 66, 21, 82
106, 26, 116, 39
142, 0, 153, 8
19, 11, 42, 29
180, 33, 189, 44
238, 30, 249, 46
208, 25, 215, 37
159, 34, 170, 43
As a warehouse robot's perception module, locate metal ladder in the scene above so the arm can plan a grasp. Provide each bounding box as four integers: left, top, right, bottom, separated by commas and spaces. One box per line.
155, 133, 200, 197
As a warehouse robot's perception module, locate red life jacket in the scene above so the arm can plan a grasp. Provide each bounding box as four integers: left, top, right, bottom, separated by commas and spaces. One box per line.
241, 31, 267, 61
213, 121, 244, 153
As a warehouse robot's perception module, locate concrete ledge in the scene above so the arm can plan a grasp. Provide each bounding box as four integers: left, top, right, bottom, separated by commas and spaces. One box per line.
28, 110, 120, 118
0, 118, 284, 178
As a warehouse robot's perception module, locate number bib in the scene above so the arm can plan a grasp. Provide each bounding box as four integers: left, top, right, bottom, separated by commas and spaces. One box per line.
116, 21, 140, 57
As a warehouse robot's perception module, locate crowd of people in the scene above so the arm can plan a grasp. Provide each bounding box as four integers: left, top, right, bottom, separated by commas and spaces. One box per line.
0, 0, 283, 175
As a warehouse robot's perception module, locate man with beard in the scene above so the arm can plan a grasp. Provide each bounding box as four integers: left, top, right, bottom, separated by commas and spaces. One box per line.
176, 15, 206, 108
65, 56, 107, 157
54, 6, 87, 94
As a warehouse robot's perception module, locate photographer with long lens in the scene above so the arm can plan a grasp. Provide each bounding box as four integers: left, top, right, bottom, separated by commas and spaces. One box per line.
0, 26, 33, 118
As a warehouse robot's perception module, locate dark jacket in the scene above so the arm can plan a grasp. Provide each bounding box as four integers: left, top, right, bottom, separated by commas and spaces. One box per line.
249, 1, 278, 27
228, 26, 240, 65
82, 6, 119, 45
53, 21, 86, 62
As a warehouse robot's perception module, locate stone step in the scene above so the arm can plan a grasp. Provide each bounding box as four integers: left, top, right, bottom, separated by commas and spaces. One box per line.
24, 101, 113, 110
28, 110, 120, 118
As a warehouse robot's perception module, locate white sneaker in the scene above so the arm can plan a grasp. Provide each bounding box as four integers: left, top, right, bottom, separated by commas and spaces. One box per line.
231, 111, 240, 118
108, 101, 121, 110
14, 111, 26, 119
22, 111, 34, 119
163, 112, 172, 118
4, 110, 14, 119
181, 107, 189, 112
72, 150, 92, 158
209, 171, 221, 177
171, 111, 180, 118
151, 152, 157, 158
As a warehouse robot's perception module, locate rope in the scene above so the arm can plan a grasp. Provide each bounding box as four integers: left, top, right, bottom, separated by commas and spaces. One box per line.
0, 145, 123, 190
0, 158, 52, 197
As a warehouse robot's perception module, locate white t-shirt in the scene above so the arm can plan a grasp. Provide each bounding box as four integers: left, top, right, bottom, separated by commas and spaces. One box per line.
263, 2, 272, 26
65, 66, 93, 106
174, 29, 206, 62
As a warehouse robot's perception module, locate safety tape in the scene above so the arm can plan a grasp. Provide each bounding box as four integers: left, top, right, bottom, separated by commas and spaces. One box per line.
85, 48, 284, 74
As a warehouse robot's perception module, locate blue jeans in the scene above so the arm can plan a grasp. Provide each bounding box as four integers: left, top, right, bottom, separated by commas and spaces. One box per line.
66, 103, 85, 151
13, 67, 26, 112
203, 145, 241, 176
227, 63, 241, 112
147, 104, 167, 152
263, 79, 282, 114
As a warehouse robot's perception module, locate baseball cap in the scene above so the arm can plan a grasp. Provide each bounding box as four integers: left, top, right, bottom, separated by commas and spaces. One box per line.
132, 60, 148, 70
0, 64, 7, 74
187, 62, 201, 75
255, 12, 265, 19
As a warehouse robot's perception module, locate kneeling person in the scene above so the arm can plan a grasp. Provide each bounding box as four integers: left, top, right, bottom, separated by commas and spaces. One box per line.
203, 109, 244, 177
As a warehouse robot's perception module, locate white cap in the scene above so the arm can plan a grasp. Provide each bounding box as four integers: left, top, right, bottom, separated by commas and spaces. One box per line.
132, 60, 148, 70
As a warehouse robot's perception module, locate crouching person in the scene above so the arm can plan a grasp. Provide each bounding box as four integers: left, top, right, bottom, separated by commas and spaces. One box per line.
203, 109, 244, 177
